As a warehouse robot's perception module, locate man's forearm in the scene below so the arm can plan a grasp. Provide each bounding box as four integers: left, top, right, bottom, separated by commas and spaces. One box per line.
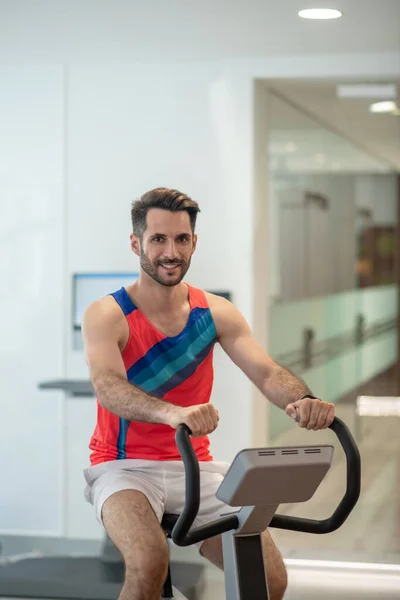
263, 365, 313, 409
92, 371, 176, 424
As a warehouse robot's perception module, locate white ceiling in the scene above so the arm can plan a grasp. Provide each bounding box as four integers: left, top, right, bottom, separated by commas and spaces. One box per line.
267, 79, 400, 172
1, 1, 399, 171
0, 0, 399, 63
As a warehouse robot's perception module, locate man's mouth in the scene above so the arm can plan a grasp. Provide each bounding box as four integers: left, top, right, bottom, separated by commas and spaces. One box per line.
159, 263, 181, 271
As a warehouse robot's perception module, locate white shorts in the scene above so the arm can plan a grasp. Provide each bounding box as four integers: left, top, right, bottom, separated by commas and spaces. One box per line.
83, 459, 237, 550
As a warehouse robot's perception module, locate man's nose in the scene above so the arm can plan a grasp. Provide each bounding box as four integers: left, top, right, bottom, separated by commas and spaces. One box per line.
162, 240, 179, 260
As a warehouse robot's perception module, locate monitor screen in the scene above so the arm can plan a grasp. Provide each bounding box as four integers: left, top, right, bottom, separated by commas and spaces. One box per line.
72, 272, 139, 330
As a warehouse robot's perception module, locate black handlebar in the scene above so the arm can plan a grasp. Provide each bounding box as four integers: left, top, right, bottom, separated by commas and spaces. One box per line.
270, 417, 361, 533
171, 416, 361, 546
171, 425, 200, 542
172, 425, 239, 546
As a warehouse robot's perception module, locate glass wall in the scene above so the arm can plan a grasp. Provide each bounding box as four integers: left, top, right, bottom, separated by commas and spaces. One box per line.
267, 91, 399, 563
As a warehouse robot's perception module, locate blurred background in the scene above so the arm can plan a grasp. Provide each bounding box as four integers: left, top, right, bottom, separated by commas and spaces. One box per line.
0, 1, 399, 599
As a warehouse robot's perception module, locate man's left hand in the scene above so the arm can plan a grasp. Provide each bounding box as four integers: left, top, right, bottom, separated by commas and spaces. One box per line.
285, 397, 335, 430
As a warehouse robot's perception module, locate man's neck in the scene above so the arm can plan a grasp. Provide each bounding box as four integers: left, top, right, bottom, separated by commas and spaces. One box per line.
129, 276, 188, 314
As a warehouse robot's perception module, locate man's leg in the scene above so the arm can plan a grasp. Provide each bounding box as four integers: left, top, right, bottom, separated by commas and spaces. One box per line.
102, 489, 169, 600
199, 530, 288, 600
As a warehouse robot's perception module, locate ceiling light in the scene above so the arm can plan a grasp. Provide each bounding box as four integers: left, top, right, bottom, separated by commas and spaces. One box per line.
337, 83, 397, 99
369, 101, 398, 113
298, 8, 343, 20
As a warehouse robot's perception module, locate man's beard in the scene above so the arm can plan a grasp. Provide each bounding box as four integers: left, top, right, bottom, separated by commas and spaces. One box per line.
140, 249, 191, 287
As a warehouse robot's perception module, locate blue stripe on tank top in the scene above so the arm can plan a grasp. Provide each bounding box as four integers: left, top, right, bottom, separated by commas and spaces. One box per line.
110, 287, 136, 316
115, 339, 215, 460
116, 418, 130, 460
128, 320, 217, 393
116, 338, 215, 459
115, 295, 215, 458
127, 307, 215, 384
150, 340, 215, 397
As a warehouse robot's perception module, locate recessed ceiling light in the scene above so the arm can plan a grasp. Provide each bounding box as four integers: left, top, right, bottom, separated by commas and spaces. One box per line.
337, 83, 397, 99
298, 8, 343, 20
369, 101, 398, 113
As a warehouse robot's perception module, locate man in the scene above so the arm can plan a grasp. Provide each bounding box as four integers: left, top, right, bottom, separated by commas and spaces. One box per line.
83, 187, 335, 600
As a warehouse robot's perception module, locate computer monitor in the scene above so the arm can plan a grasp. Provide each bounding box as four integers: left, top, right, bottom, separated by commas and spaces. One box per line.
72, 272, 139, 331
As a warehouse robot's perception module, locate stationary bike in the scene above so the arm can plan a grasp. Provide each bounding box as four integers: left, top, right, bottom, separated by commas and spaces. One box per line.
160, 417, 361, 599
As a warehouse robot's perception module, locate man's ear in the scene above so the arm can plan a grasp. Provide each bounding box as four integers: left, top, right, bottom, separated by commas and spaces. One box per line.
130, 233, 140, 257
192, 234, 198, 253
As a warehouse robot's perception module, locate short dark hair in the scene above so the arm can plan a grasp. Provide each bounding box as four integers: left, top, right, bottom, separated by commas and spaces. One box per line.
131, 187, 201, 238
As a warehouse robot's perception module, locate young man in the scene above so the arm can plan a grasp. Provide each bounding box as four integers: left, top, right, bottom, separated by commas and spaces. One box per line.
83, 187, 335, 600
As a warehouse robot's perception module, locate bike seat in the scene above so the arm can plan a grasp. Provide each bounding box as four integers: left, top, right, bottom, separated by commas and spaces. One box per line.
161, 513, 179, 537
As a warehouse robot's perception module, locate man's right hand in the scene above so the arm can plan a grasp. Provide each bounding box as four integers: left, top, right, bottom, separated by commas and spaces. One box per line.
168, 403, 219, 437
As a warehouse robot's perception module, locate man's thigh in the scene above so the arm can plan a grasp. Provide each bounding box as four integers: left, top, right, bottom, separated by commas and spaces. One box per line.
102, 489, 168, 565
85, 461, 166, 525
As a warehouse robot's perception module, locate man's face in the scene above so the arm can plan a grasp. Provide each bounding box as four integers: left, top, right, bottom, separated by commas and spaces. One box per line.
131, 208, 197, 287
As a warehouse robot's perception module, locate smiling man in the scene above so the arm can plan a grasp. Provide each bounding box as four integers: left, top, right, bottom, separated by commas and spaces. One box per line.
82, 187, 335, 600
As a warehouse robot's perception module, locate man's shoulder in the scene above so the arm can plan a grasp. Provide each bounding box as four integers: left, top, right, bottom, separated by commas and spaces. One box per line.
186, 283, 231, 311
203, 291, 237, 336
84, 294, 125, 328
204, 290, 230, 310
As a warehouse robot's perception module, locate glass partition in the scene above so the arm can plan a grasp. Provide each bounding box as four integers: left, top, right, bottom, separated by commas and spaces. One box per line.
267, 91, 399, 564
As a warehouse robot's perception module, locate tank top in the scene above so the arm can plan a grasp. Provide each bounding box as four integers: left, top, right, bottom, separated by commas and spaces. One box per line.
89, 284, 218, 465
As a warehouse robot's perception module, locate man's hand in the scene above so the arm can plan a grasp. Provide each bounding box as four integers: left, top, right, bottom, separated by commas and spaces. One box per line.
286, 397, 335, 430
168, 403, 219, 437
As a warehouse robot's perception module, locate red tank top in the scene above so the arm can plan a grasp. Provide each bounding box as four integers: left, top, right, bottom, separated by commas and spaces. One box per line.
89, 284, 217, 465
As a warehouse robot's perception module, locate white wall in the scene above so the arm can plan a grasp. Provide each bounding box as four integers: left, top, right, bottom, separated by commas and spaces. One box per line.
0, 67, 65, 535
64, 65, 255, 539
0, 63, 258, 540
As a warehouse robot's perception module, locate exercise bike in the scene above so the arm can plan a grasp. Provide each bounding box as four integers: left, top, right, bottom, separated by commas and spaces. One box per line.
160, 417, 361, 599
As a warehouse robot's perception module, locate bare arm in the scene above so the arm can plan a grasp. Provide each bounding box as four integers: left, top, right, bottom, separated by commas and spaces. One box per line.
212, 297, 310, 408
82, 297, 219, 436
82, 297, 177, 424
211, 296, 334, 429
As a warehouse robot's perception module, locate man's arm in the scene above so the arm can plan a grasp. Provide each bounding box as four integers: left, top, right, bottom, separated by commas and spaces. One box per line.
82, 297, 176, 424
82, 297, 219, 436
211, 296, 334, 430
